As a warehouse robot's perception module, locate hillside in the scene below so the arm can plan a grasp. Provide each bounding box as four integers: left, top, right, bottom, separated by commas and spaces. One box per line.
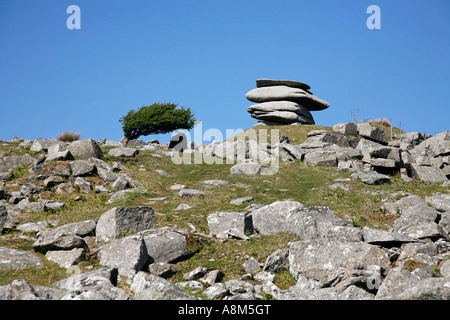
0, 123, 449, 300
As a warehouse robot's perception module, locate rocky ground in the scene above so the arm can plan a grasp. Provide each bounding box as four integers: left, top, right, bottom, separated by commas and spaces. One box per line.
0, 123, 449, 300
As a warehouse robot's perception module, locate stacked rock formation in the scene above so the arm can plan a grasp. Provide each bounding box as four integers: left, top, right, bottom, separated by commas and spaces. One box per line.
245, 78, 330, 125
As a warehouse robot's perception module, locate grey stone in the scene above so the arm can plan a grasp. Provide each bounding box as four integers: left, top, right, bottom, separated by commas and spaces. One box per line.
362, 227, 420, 247
252, 110, 314, 125
356, 123, 386, 144
0, 247, 44, 270
351, 170, 391, 185
230, 196, 254, 205
60, 274, 129, 300
0, 205, 7, 233
96, 206, 157, 243
43, 175, 64, 188
251, 200, 308, 235
148, 262, 176, 279
264, 248, 289, 273
288, 239, 390, 285
248, 101, 315, 124
0, 155, 36, 173
375, 267, 422, 300
243, 257, 261, 274
32, 232, 87, 254
0, 279, 42, 300
203, 179, 230, 186
97, 168, 120, 183
440, 259, 450, 278
410, 164, 448, 183
333, 123, 358, 135
43, 200, 65, 211
179, 188, 205, 197
30, 138, 65, 152
52, 220, 97, 237
338, 285, 375, 300
203, 283, 229, 300
200, 270, 224, 286
381, 195, 425, 216
174, 203, 192, 211
74, 177, 92, 194
183, 266, 208, 280
67, 139, 103, 159
396, 277, 450, 300
256, 78, 311, 90
99, 234, 149, 277
304, 150, 337, 167
45, 248, 86, 268
108, 147, 139, 157
138, 227, 202, 264
425, 193, 450, 212
54, 266, 118, 290
130, 272, 197, 300
46, 144, 74, 162
207, 211, 253, 238
245, 86, 330, 111
111, 176, 129, 192
16, 220, 50, 234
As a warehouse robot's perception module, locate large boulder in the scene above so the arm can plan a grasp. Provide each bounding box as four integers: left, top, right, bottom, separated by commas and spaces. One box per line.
288, 239, 390, 285
207, 211, 253, 239
138, 227, 205, 263
96, 206, 157, 243
229, 163, 271, 176
66, 139, 103, 159
98, 234, 149, 277
245, 86, 330, 111
30, 138, 65, 152
256, 78, 311, 90
409, 164, 448, 183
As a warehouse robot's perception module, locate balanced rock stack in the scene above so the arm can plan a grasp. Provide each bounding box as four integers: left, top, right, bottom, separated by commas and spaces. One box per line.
245, 78, 330, 125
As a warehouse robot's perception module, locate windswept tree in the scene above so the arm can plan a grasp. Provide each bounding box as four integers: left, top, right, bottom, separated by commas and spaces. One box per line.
119, 103, 196, 141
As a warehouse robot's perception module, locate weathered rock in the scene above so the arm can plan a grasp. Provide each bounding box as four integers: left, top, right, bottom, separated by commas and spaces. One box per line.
333, 123, 358, 135
111, 176, 129, 191
207, 211, 253, 239
251, 200, 308, 235
396, 277, 450, 300
96, 206, 157, 243
98, 234, 149, 277
130, 272, 197, 300
45, 248, 86, 268
410, 164, 448, 183
356, 123, 386, 144
243, 257, 261, 274
0, 247, 44, 270
0, 279, 43, 300
108, 147, 139, 157
148, 262, 176, 279
74, 177, 92, 194
203, 283, 229, 300
0, 206, 7, 233
256, 78, 311, 90
54, 266, 118, 290
230, 196, 254, 205
0, 155, 36, 173
245, 86, 330, 111
46, 144, 74, 162
183, 266, 208, 280
381, 194, 425, 216
179, 188, 205, 197
32, 232, 88, 254
138, 227, 204, 264
264, 248, 289, 273
304, 149, 338, 167
351, 170, 391, 185
30, 139, 65, 152
203, 179, 230, 186
288, 239, 390, 285
201, 270, 224, 286
375, 267, 421, 300
52, 220, 97, 238
362, 227, 420, 247
425, 193, 450, 212
67, 139, 103, 159
70, 160, 96, 177
60, 274, 129, 300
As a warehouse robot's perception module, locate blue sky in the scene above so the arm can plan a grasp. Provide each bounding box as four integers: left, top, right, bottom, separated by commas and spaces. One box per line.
1, 0, 449, 143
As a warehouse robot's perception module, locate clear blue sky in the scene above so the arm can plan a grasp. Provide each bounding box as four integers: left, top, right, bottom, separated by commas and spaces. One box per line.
1, 0, 449, 143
